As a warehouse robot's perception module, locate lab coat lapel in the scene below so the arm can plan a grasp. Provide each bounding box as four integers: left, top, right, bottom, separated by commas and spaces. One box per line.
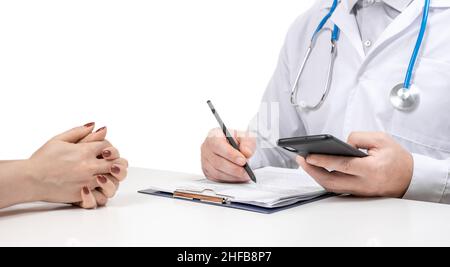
329, 2, 366, 59
367, 0, 423, 57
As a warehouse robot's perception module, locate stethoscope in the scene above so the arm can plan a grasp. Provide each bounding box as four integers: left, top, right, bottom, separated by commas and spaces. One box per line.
290, 0, 431, 112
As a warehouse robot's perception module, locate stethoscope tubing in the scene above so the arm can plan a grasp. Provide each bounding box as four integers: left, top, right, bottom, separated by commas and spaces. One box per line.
291, 0, 431, 111
403, 0, 430, 90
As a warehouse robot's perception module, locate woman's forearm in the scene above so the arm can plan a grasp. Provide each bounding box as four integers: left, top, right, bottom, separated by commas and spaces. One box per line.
0, 160, 40, 209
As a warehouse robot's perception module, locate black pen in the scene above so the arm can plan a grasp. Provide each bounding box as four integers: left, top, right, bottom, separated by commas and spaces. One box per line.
207, 100, 257, 183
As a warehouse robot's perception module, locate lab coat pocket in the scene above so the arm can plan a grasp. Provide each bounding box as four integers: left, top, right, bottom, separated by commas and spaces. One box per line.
390, 58, 450, 155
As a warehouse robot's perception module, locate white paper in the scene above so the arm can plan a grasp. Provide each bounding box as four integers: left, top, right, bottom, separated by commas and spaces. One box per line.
148, 167, 327, 208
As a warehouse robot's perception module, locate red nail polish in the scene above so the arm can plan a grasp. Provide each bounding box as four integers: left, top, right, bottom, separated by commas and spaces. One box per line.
84, 122, 95, 128
83, 186, 90, 195
102, 150, 112, 158
96, 126, 107, 133
97, 175, 108, 184
111, 165, 120, 174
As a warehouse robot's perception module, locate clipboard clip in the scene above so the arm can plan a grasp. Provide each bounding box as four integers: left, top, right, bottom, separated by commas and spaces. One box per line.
174, 189, 232, 205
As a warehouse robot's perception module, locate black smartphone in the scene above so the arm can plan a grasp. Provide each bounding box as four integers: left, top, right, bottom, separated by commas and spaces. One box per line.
277, 134, 367, 158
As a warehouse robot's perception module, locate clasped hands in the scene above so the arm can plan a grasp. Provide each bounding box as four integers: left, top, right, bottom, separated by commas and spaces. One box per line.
29, 122, 128, 209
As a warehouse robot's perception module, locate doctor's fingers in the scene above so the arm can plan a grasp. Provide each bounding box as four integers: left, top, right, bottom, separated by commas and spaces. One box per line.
206, 128, 248, 163
206, 139, 248, 166
347, 132, 391, 150
202, 157, 249, 183
235, 132, 256, 158
297, 157, 362, 195
205, 151, 250, 181
204, 164, 249, 184
306, 154, 366, 176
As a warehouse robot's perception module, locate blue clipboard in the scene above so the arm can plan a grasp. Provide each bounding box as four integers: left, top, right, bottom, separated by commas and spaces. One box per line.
138, 189, 335, 214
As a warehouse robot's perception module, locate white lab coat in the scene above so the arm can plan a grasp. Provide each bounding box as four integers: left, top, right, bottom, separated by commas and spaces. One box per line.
249, 0, 450, 203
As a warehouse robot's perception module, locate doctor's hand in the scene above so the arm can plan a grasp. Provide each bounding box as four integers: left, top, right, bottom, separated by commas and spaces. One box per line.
296, 132, 414, 198
201, 128, 256, 183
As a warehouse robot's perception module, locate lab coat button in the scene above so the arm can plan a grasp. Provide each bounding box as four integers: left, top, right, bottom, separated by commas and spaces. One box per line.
363, 0, 376, 7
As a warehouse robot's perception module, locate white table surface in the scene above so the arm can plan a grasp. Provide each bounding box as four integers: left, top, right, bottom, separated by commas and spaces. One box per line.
1, 167, 450, 247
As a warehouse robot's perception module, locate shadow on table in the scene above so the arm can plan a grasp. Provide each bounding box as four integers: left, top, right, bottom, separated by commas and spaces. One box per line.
0, 204, 76, 220
0, 191, 158, 219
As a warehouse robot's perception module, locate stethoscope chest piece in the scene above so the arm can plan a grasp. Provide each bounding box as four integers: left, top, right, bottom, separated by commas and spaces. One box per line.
390, 83, 420, 112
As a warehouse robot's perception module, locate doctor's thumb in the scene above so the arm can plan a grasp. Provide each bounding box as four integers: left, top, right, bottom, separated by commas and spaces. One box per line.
347, 131, 384, 149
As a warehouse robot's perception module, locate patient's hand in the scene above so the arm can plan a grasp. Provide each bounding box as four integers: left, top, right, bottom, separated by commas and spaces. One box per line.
75, 124, 128, 209
29, 123, 128, 209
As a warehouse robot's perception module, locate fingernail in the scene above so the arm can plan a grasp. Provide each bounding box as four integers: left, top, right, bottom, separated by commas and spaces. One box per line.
306, 157, 315, 164
96, 126, 107, 133
97, 175, 108, 184
84, 122, 95, 128
111, 165, 120, 174
237, 157, 247, 166
83, 186, 90, 195
102, 150, 112, 158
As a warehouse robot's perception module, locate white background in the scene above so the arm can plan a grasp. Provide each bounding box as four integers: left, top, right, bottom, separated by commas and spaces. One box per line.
0, 0, 313, 174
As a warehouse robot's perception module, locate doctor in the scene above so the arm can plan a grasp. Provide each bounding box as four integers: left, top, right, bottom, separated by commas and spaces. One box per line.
201, 0, 450, 203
